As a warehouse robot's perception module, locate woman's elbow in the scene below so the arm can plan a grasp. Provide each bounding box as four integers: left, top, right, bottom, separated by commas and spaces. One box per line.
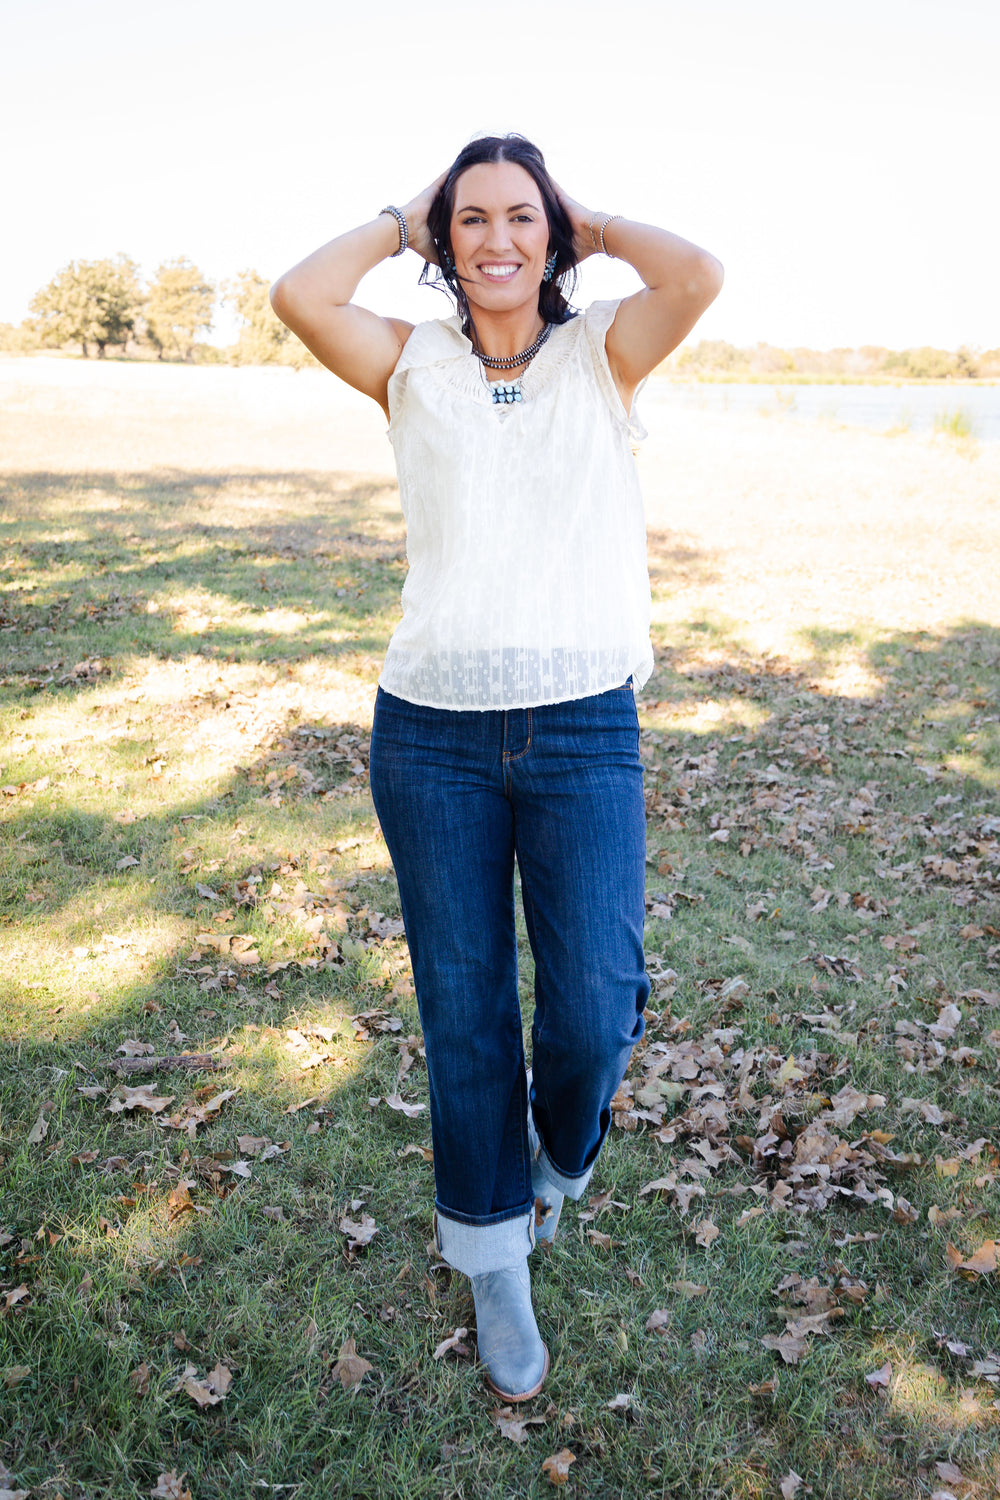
269, 275, 292, 323
700, 253, 725, 304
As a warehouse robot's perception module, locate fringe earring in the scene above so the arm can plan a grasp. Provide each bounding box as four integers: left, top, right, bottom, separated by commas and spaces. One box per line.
441, 247, 455, 277
542, 252, 558, 283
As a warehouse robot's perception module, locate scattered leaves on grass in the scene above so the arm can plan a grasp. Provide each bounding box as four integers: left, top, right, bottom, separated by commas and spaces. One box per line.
762, 1330, 809, 1365
693, 1216, 720, 1248
332, 1337, 373, 1390
432, 1327, 471, 1361
129, 1362, 151, 1396
491, 1404, 554, 1444
645, 1309, 671, 1337
865, 1361, 892, 1390
339, 1213, 378, 1255
383, 1093, 426, 1118
173, 1362, 233, 1407
946, 1240, 997, 1276
586, 1229, 616, 1251
107, 1084, 175, 1116
541, 1449, 577, 1486
150, 1471, 192, 1500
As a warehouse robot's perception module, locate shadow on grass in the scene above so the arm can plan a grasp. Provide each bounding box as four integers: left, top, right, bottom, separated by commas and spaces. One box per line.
3, 466, 1000, 1494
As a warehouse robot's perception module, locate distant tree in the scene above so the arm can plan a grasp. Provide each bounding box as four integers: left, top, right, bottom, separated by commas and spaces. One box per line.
0, 321, 41, 354
29, 255, 142, 358
883, 346, 958, 379
224, 269, 317, 367
225, 269, 290, 364
673, 339, 749, 374
144, 258, 214, 360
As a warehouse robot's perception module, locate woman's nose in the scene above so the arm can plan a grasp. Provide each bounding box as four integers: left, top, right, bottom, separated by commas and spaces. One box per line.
484, 218, 514, 253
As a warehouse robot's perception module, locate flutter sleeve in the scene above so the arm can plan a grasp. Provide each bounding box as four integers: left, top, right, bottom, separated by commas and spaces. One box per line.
582, 298, 648, 445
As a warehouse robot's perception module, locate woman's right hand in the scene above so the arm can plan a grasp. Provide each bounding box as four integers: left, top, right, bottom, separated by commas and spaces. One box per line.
400, 171, 448, 263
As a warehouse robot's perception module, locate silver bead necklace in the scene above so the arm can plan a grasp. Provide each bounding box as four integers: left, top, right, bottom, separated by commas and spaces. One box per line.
471, 323, 552, 405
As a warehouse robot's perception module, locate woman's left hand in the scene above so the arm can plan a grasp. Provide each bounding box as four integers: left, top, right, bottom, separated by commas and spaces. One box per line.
551, 180, 600, 265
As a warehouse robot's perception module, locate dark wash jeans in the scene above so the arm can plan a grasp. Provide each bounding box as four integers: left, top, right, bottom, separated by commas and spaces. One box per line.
368, 683, 649, 1276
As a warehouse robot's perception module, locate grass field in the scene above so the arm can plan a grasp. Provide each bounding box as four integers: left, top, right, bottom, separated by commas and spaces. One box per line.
1, 360, 999, 1500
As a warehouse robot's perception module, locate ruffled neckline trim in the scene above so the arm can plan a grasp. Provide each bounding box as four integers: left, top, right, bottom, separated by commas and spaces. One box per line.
396, 310, 585, 405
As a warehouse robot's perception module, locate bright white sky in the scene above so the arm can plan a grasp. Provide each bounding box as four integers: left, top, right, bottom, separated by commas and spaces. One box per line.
3, 0, 996, 350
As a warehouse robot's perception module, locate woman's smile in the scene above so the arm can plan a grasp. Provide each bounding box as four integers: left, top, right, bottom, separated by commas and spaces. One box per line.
479, 262, 521, 281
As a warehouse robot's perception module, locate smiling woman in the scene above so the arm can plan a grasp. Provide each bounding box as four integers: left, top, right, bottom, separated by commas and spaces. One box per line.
269, 131, 722, 1404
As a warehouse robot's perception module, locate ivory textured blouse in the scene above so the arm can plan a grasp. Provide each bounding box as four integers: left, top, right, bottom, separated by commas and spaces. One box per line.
379, 298, 653, 710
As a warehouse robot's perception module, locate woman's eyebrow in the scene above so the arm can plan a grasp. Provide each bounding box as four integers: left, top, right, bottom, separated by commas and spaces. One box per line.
455, 202, 542, 214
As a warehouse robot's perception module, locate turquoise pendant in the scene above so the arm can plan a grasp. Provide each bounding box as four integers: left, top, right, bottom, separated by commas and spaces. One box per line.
492, 380, 523, 405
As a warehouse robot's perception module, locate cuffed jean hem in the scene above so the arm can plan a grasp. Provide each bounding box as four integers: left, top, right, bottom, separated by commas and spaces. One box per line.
534, 1144, 597, 1201
434, 1207, 535, 1277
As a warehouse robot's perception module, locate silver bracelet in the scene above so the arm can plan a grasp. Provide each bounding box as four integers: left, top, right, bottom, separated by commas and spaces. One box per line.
379, 205, 408, 257
599, 213, 624, 258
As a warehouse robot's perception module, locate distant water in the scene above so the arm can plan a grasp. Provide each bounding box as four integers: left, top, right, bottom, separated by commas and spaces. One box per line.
656, 380, 1000, 442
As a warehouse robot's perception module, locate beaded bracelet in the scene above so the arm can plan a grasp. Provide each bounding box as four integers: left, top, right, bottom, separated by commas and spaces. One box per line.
379, 205, 408, 257
599, 213, 624, 259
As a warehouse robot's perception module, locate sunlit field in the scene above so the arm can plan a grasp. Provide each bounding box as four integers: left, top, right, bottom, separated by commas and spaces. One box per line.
2, 359, 999, 1500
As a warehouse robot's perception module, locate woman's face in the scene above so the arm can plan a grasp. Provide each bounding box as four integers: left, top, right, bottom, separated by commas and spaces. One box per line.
449, 160, 550, 317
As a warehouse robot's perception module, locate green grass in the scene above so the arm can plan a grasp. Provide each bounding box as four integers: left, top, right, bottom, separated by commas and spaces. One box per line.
933, 408, 975, 439
2, 454, 1000, 1500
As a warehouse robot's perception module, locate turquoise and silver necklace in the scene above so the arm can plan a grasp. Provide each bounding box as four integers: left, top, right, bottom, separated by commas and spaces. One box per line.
471, 322, 552, 404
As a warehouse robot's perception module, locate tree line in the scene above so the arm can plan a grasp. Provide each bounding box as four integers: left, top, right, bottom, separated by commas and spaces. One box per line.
2, 257, 997, 379
665, 338, 1000, 381
0, 255, 312, 366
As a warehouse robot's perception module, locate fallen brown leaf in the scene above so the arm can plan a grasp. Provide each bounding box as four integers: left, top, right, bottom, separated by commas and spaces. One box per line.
491, 1404, 553, 1444
384, 1092, 426, 1118
173, 1361, 233, 1407
332, 1337, 373, 1390
864, 1361, 892, 1390
541, 1449, 577, 1486
26, 1110, 49, 1145
586, 1229, 615, 1251
107, 1084, 175, 1116
339, 1213, 378, 1253
946, 1240, 997, 1276
432, 1327, 471, 1361
780, 1473, 803, 1500
2, 1366, 31, 1389
129, 1361, 151, 1396
645, 1308, 672, 1337
693, 1217, 721, 1248
762, 1330, 808, 1365
150, 1471, 193, 1500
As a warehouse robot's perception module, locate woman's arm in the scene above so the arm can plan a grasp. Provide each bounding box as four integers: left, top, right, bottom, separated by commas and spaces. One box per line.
556, 190, 724, 411
269, 176, 444, 419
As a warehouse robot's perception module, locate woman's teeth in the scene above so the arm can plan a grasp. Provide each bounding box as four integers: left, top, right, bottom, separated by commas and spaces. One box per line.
481, 265, 519, 279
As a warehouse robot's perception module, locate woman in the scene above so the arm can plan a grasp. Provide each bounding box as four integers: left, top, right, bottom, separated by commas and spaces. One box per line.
271, 135, 722, 1402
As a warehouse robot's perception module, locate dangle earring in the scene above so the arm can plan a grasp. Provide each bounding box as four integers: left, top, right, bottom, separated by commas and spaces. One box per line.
441, 247, 455, 277
542, 252, 558, 283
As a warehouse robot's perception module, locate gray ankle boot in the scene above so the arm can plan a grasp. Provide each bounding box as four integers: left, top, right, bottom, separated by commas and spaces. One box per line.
471, 1260, 549, 1402
526, 1075, 565, 1245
